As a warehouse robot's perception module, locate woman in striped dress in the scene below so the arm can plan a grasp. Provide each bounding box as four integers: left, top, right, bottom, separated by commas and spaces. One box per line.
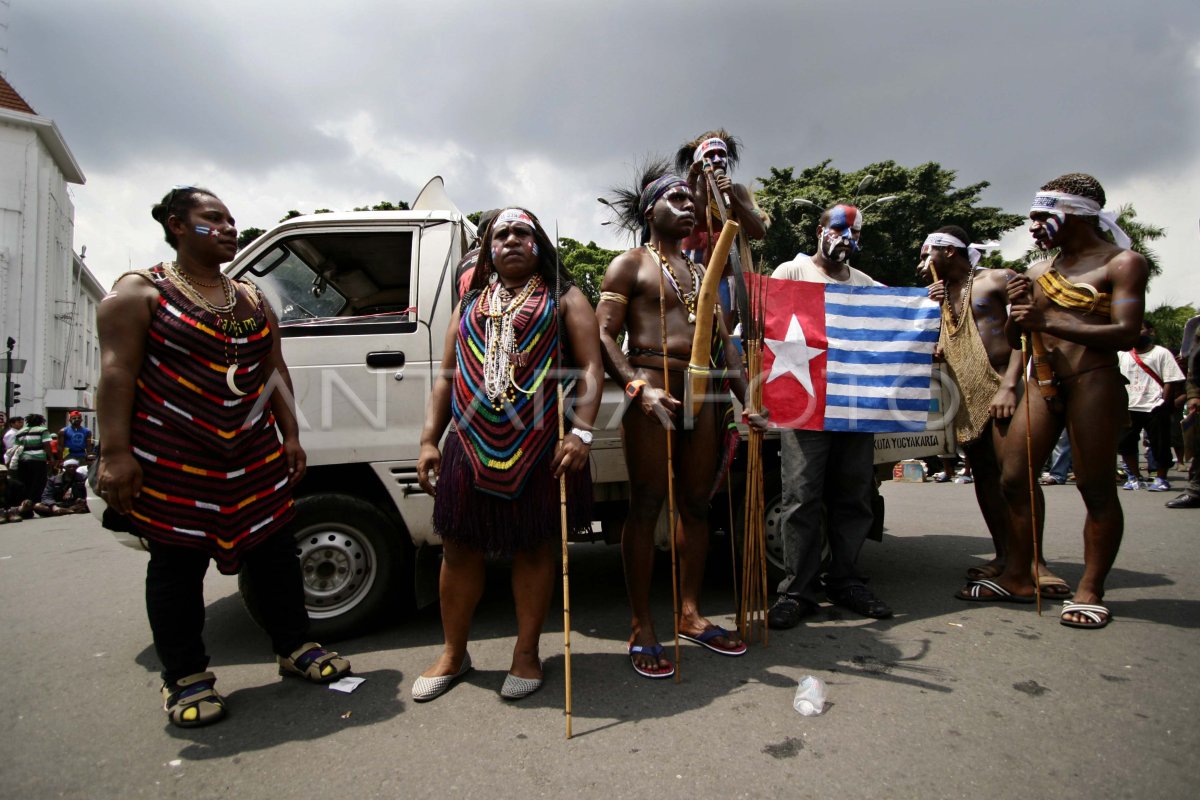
412, 208, 603, 702
95, 187, 348, 728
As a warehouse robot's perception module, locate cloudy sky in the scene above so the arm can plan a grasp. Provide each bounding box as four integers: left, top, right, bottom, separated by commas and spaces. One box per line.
6, 0, 1199, 307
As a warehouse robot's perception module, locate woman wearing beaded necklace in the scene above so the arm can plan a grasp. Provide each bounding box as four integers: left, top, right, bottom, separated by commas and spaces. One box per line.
95, 186, 349, 728
412, 207, 603, 702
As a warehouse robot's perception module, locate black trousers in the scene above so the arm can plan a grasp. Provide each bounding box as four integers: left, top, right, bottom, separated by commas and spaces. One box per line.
17, 460, 48, 504
1120, 407, 1173, 473
145, 529, 310, 686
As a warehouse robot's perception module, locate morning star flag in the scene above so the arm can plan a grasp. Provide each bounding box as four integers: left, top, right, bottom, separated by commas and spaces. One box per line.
751, 275, 940, 432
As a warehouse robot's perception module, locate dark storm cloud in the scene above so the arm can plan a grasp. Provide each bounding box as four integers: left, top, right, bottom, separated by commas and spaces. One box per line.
14, 0, 1197, 202
7, 0, 1198, 299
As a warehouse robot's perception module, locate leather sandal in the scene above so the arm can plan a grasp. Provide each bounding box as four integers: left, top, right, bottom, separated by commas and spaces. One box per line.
162, 671, 227, 728
277, 642, 351, 684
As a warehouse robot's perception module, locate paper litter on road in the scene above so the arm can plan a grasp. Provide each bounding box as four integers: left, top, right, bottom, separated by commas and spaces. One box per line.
328, 676, 366, 693
168, 759, 182, 767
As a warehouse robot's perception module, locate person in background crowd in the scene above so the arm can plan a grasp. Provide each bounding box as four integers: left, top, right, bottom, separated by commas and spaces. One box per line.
3, 416, 23, 453
14, 413, 52, 515
1117, 321, 1185, 491
58, 411, 94, 464
0, 464, 24, 523
1166, 313, 1200, 508
33, 458, 89, 516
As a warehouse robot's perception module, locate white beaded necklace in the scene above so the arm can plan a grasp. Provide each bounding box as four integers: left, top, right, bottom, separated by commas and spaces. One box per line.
480, 274, 542, 401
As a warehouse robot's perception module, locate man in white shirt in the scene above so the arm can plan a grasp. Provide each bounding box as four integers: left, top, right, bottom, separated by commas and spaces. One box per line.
767, 204, 892, 629
3, 417, 23, 454
1117, 321, 1185, 491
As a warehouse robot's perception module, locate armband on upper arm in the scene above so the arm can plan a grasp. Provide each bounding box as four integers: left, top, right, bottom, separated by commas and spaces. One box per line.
599, 291, 629, 306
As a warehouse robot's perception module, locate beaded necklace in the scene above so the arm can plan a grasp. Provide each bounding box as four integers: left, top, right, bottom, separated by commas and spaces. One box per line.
166, 262, 246, 395
945, 267, 976, 334
479, 273, 543, 400
644, 242, 702, 324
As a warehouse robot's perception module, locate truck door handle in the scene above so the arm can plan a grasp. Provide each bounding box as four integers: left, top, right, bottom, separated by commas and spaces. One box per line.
366, 351, 406, 368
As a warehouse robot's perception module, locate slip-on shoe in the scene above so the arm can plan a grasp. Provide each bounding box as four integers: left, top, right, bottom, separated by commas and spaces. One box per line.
500, 670, 543, 700
411, 654, 472, 702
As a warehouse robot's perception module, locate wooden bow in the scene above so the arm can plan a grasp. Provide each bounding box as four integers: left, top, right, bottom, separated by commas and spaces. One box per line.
687, 220, 740, 416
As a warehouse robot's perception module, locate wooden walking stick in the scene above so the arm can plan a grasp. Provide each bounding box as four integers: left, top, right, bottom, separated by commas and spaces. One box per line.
657, 251, 683, 683
555, 224, 573, 737
1020, 333, 1043, 617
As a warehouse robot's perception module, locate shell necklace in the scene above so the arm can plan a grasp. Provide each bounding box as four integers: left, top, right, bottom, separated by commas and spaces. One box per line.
644, 242, 702, 323
479, 273, 542, 401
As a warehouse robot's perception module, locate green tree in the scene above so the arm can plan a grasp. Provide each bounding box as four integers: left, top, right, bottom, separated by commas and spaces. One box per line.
752, 160, 1026, 287
237, 227, 266, 250
557, 237, 621, 308
1145, 303, 1197, 354
352, 200, 411, 211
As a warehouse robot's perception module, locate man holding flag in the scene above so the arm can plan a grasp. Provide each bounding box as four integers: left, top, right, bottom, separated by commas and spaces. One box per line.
765, 205, 940, 628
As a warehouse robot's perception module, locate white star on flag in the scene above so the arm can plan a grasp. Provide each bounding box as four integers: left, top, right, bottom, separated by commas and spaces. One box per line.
765, 314, 825, 396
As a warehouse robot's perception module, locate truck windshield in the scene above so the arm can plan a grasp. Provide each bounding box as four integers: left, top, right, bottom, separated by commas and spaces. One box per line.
239, 231, 416, 324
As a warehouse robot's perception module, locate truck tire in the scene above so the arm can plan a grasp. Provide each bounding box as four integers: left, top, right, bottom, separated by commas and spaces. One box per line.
240, 493, 409, 641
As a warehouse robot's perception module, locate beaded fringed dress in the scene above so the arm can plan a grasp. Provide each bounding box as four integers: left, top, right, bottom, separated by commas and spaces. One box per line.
122, 264, 295, 573
435, 276, 592, 556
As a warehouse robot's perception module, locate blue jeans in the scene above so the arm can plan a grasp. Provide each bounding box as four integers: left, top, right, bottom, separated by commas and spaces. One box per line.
1047, 429, 1072, 482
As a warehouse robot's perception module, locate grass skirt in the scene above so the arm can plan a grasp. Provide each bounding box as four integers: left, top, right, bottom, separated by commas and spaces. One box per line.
434, 433, 593, 557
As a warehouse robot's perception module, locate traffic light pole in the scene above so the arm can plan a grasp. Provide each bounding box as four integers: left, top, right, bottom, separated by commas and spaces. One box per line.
4, 337, 15, 421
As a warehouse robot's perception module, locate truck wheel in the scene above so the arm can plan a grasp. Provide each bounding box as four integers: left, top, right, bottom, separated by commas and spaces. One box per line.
240, 493, 409, 641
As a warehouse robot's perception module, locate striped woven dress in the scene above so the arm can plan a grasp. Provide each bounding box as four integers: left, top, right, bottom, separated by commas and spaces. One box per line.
125, 264, 294, 574
434, 279, 592, 556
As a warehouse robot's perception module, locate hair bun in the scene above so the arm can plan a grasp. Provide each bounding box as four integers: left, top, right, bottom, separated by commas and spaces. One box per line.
151, 203, 167, 222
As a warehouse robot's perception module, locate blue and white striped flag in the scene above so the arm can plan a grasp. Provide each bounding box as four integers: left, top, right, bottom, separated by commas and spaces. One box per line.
755, 277, 940, 432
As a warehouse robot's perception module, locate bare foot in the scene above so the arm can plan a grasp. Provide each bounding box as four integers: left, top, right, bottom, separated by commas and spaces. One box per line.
966, 558, 1005, 580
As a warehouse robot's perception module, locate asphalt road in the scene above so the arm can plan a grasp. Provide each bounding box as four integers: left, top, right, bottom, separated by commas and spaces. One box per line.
1, 471, 1197, 800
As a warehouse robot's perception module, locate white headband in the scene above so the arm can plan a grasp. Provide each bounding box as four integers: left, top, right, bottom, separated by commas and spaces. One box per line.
1030, 191, 1131, 249
494, 208, 536, 230
693, 137, 728, 164
922, 232, 992, 268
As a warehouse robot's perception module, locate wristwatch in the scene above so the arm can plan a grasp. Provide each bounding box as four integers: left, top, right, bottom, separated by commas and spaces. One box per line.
569, 427, 593, 445
625, 379, 648, 398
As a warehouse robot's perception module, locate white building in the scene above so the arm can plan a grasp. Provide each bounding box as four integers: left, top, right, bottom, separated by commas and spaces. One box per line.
1, 75, 102, 435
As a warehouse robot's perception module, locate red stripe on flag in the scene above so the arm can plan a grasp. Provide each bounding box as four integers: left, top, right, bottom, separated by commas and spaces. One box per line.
752, 275, 828, 430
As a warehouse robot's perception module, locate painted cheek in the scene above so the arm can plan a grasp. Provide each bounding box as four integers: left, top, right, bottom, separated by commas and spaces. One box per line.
491, 243, 504, 261
530, 242, 539, 257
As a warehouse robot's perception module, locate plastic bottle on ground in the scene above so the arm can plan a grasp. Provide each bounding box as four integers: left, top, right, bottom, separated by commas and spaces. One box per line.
793, 675, 826, 716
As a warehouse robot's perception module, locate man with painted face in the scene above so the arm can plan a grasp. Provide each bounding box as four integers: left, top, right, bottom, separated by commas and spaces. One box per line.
960, 173, 1148, 631
924, 226, 1070, 598
767, 204, 895, 629
597, 163, 762, 679
677, 131, 769, 330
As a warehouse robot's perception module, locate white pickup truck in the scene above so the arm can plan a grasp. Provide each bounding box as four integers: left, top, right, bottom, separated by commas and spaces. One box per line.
99, 178, 953, 639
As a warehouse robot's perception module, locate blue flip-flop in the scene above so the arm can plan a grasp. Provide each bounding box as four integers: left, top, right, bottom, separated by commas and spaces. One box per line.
628, 643, 675, 679
679, 626, 748, 657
